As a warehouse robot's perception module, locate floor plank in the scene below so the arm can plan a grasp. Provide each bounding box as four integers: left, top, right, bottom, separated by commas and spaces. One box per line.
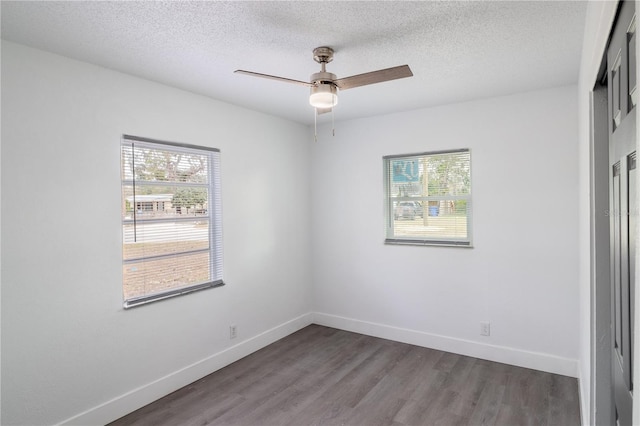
108, 325, 581, 426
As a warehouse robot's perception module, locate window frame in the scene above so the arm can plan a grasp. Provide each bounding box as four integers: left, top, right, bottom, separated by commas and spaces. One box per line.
120, 135, 224, 309
383, 148, 473, 247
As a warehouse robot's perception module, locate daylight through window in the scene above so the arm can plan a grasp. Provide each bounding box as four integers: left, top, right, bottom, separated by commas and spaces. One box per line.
120, 135, 223, 308
384, 149, 472, 246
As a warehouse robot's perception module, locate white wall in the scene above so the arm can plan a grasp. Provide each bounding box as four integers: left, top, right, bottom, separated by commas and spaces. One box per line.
0, 41, 313, 425
311, 86, 580, 377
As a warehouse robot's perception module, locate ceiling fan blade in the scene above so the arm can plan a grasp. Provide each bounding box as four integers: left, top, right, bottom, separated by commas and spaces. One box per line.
234, 70, 313, 87
334, 65, 413, 90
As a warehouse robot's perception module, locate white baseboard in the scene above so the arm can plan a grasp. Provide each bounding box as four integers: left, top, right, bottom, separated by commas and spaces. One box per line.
58, 312, 314, 426
577, 371, 588, 426
313, 312, 578, 378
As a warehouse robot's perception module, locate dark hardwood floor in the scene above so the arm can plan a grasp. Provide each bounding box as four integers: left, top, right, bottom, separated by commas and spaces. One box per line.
109, 325, 581, 426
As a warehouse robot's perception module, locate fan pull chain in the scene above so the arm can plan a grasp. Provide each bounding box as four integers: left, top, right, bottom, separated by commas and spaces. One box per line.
332, 108, 335, 137
314, 108, 318, 142
312, 107, 335, 141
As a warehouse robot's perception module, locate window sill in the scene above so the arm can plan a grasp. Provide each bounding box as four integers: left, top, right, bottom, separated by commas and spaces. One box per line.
385, 238, 473, 248
123, 280, 225, 309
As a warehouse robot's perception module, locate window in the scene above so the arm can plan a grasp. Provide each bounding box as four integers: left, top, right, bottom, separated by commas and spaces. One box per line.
384, 149, 472, 246
120, 135, 224, 308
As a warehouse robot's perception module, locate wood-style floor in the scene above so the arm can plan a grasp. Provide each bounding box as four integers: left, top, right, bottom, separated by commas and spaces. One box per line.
109, 325, 581, 426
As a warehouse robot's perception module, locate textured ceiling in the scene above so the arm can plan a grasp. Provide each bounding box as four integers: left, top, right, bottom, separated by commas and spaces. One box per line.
1, 1, 587, 125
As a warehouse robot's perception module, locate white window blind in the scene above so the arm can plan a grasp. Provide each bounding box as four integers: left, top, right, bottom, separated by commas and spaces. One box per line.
121, 135, 223, 308
384, 149, 472, 246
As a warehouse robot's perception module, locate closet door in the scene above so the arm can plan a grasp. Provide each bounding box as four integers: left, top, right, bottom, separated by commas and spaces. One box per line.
608, 2, 636, 425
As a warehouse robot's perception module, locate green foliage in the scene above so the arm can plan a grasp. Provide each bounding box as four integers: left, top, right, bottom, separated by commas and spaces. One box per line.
424, 153, 470, 196
133, 149, 207, 183
172, 188, 207, 210
454, 199, 467, 214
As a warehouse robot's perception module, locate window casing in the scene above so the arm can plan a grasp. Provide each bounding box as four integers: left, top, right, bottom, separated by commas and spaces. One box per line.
384, 149, 472, 247
120, 135, 224, 308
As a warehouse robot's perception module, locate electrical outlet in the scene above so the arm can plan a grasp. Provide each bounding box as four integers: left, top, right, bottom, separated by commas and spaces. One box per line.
480, 321, 491, 336
230, 325, 237, 339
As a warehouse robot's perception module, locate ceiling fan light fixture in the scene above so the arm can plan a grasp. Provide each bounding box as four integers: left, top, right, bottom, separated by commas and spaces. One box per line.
236, 46, 412, 118
309, 83, 338, 109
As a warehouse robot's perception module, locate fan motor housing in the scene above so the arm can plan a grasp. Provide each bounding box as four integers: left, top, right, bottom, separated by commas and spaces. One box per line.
309, 70, 338, 108
310, 71, 336, 86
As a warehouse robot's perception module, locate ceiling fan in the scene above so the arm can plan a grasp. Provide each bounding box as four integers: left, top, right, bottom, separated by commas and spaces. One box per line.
235, 46, 413, 114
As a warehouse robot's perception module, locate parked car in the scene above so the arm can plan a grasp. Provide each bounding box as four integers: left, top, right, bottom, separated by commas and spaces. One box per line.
394, 201, 423, 220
